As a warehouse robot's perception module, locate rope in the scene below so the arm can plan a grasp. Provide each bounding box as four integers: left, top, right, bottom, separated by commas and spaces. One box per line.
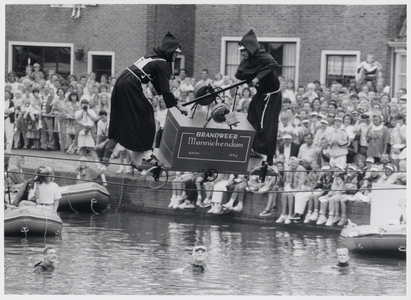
116, 176, 125, 212
90, 198, 99, 215
8, 152, 407, 173
6, 170, 406, 195
66, 185, 79, 214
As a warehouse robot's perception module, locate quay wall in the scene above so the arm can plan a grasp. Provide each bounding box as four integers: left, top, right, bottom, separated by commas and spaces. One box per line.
42, 169, 371, 232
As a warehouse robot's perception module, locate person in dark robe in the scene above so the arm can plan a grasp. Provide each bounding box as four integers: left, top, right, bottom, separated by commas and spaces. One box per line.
235, 29, 282, 166
109, 32, 187, 165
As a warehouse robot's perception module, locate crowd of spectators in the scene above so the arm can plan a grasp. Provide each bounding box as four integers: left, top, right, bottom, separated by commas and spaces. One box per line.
4, 58, 407, 226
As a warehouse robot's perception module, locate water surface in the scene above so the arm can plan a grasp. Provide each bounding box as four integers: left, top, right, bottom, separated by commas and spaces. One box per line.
4, 211, 407, 295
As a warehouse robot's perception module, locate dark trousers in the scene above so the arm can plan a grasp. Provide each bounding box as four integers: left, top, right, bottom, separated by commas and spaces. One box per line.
96, 139, 117, 166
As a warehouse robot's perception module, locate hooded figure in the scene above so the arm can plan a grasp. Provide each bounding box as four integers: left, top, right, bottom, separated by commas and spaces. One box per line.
109, 32, 186, 152
235, 29, 282, 165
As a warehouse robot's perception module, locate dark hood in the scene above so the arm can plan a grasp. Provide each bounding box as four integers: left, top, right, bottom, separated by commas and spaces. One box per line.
152, 32, 181, 62
239, 29, 260, 57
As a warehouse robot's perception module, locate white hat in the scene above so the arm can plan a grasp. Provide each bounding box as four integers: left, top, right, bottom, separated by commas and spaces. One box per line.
283, 133, 292, 139
334, 116, 343, 122
366, 157, 375, 163
310, 111, 319, 116
174, 47, 182, 53
238, 44, 245, 50
320, 119, 329, 124
302, 119, 309, 124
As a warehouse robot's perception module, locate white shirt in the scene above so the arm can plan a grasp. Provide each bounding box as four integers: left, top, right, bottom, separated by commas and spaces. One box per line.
36, 182, 61, 205
75, 109, 97, 126
97, 118, 110, 138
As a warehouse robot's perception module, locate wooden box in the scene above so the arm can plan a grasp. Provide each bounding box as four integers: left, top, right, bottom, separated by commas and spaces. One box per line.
158, 107, 256, 173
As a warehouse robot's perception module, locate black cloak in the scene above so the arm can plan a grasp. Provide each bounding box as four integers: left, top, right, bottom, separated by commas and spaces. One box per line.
235, 29, 282, 156
108, 32, 180, 151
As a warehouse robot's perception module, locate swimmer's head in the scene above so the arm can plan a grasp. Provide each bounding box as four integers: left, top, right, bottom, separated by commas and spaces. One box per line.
192, 245, 207, 263
43, 246, 57, 264
336, 247, 350, 263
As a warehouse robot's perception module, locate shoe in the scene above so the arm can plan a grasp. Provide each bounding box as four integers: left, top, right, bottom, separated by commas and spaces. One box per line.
332, 215, 341, 224
207, 205, 216, 213
259, 209, 272, 217
222, 202, 234, 211
232, 203, 243, 212
168, 196, 176, 208
116, 167, 124, 174
125, 166, 134, 174
316, 214, 327, 225
309, 211, 319, 221
276, 214, 287, 223
284, 215, 292, 224
338, 216, 348, 226
178, 202, 187, 209
200, 199, 212, 208
325, 216, 334, 227
303, 212, 312, 223
173, 198, 184, 209
141, 154, 160, 166
100, 165, 107, 171
213, 204, 222, 214
185, 203, 195, 209
141, 170, 147, 176
289, 213, 302, 220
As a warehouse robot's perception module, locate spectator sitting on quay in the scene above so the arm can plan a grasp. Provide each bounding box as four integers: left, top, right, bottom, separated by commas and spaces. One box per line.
169, 172, 195, 209
76, 157, 107, 186
355, 165, 381, 203
289, 160, 322, 222
221, 174, 248, 212
334, 164, 360, 226
314, 165, 342, 225
259, 161, 285, 217
276, 156, 307, 224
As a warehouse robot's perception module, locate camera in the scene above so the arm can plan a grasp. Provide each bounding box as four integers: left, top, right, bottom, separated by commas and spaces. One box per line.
82, 104, 88, 110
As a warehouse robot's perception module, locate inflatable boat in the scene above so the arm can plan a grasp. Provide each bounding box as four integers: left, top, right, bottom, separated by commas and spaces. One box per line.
58, 182, 110, 213
4, 206, 63, 237
340, 223, 406, 257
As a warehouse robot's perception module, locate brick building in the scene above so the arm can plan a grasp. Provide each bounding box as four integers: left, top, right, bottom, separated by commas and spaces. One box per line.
5, 4, 406, 94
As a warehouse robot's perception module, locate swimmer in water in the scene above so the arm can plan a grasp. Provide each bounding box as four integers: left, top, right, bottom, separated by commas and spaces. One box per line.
336, 247, 350, 267
172, 245, 207, 273
34, 246, 57, 273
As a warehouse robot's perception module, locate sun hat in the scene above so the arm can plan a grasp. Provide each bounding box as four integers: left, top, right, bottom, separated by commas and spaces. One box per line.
320, 119, 329, 124
365, 157, 375, 163
283, 133, 292, 139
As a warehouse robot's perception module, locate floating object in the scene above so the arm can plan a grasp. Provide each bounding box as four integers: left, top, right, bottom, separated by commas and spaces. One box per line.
4, 206, 63, 237
340, 222, 406, 258
59, 182, 110, 213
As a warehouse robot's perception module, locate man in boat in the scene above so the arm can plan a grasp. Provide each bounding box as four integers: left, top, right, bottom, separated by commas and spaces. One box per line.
34, 246, 57, 273
17, 166, 61, 213
235, 29, 282, 166
108, 32, 187, 166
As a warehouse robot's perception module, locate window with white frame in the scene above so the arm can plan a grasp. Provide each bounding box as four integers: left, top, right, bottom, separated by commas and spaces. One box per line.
222, 37, 300, 85
320, 51, 360, 88
88, 51, 115, 82
9, 42, 73, 79
394, 51, 406, 93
